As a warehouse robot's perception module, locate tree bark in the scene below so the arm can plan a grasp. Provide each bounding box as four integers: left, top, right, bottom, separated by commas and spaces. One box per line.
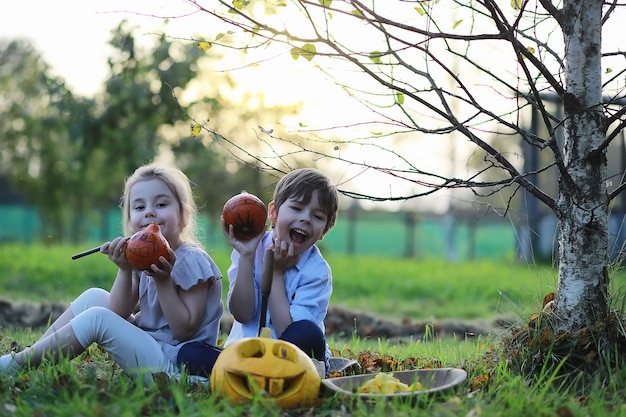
555, 0, 609, 332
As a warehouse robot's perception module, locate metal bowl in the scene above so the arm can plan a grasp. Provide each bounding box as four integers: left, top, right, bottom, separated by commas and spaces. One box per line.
321, 368, 467, 400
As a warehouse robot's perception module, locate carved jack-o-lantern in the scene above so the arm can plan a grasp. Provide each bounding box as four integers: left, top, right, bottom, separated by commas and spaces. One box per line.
125, 223, 172, 270
222, 192, 268, 240
210, 337, 321, 408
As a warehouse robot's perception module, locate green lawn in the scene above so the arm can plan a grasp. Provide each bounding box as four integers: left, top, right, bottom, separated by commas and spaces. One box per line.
2, 244, 626, 416
1, 243, 563, 322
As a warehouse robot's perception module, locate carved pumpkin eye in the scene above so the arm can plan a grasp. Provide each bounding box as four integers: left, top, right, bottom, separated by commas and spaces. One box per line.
237, 339, 266, 358
272, 342, 298, 362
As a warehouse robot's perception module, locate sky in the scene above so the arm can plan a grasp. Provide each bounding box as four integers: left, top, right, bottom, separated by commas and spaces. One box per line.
1, 1, 201, 96
0, 1, 354, 114
0, 0, 375, 135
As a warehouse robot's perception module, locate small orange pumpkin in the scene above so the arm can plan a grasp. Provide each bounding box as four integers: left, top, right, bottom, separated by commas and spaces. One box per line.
222, 192, 267, 240
125, 223, 172, 270
210, 337, 321, 408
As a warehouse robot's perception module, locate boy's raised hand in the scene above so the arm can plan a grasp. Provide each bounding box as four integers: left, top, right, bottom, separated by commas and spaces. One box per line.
271, 238, 300, 271
221, 216, 264, 256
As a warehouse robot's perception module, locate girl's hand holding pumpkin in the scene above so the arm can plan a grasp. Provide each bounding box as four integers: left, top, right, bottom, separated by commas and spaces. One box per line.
144, 248, 176, 280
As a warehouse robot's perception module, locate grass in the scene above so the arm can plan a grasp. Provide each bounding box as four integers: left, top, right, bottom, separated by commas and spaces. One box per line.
2, 243, 566, 319
327, 254, 560, 321
3, 243, 626, 416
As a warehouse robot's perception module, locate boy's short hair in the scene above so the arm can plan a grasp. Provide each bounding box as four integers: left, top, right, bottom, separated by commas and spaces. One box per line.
273, 168, 339, 234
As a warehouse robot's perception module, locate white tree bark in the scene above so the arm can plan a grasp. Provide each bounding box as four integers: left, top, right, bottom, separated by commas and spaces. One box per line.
555, 0, 609, 331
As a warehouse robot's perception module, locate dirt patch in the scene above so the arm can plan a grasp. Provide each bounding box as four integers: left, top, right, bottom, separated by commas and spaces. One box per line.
0, 298, 510, 340
322, 305, 511, 341
0, 298, 67, 329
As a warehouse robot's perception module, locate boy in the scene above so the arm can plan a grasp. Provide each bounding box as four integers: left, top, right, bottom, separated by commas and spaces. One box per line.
177, 168, 339, 378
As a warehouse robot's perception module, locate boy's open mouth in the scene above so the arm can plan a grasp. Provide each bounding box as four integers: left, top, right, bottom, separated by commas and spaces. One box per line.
289, 228, 308, 244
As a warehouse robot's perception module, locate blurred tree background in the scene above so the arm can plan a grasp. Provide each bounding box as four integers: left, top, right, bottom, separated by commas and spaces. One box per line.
0, 21, 299, 244
0, 16, 529, 261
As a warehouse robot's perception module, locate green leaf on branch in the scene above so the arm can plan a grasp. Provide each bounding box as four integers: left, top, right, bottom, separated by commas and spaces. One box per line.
369, 51, 384, 64
395, 92, 405, 105
290, 44, 316, 61
351, 9, 364, 18
190, 123, 202, 138
319, 0, 332, 6
232, 0, 250, 10
197, 41, 212, 51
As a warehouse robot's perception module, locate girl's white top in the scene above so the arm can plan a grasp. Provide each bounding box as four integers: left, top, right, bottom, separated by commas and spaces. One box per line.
135, 243, 223, 364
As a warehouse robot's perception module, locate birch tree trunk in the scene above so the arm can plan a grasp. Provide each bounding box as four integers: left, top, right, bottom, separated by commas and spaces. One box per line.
555, 0, 609, 331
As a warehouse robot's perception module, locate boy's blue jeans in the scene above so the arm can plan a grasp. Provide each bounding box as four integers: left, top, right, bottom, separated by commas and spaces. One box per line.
177, 319, 326, 377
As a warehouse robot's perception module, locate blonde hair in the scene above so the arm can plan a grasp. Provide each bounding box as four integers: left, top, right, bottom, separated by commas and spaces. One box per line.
120, 162, 201, 246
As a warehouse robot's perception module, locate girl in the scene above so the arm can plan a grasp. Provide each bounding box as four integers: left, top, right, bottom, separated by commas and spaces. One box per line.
0, 163, 223, 380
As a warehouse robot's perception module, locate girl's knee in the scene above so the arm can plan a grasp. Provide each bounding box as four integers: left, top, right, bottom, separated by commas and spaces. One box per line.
71, 306, 124, 347
71, 288, 110, 315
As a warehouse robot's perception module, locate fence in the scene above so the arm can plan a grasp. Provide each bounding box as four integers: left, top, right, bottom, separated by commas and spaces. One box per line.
0, 205, 518, 260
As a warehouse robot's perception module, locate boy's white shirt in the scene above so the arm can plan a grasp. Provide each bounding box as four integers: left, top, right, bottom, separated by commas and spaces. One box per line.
224, 232, 332, 359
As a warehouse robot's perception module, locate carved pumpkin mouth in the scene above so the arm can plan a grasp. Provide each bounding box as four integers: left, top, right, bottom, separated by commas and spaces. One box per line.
225, 371, 306, 399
